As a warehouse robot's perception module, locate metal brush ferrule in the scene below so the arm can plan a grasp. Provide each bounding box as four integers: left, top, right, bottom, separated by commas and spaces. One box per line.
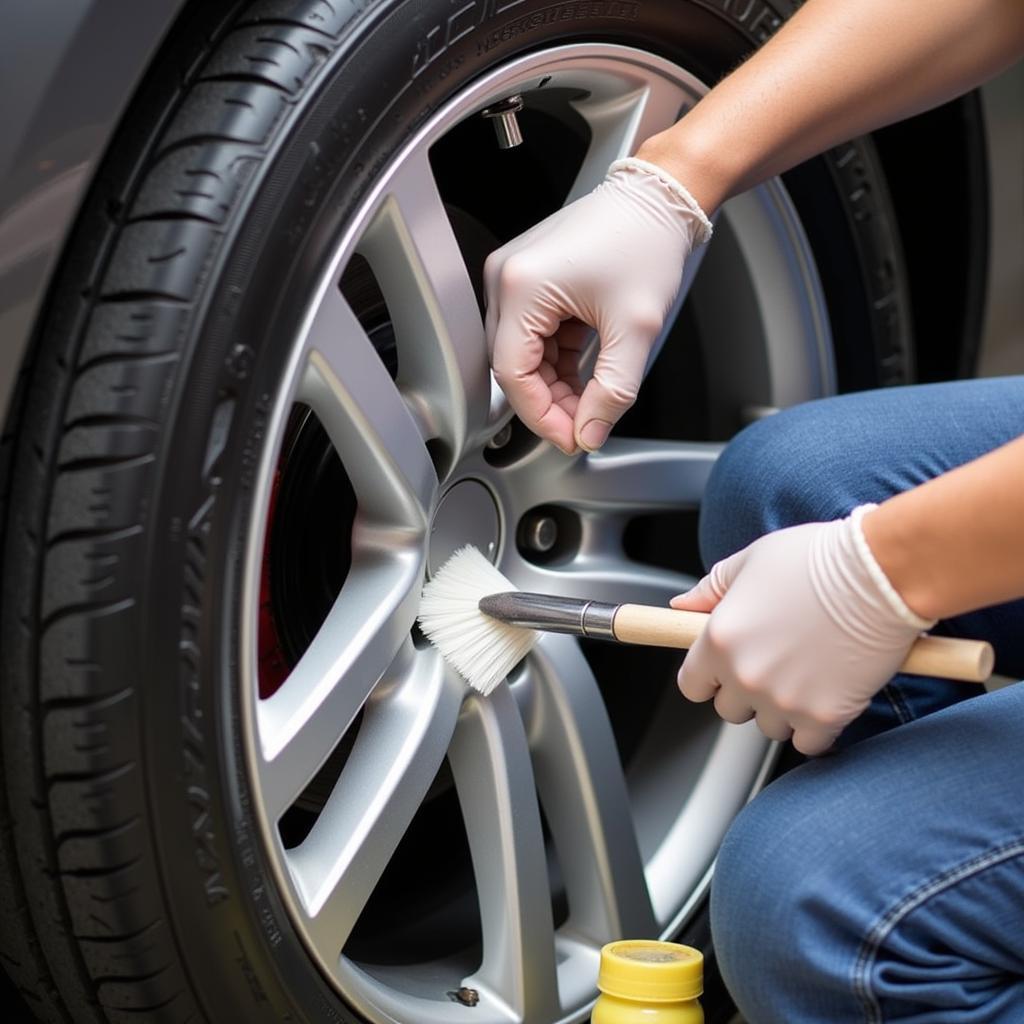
580, 600, 617, 639
477, 592, 619, 640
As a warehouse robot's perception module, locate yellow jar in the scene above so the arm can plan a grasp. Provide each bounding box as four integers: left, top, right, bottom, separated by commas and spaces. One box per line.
592, 940, 704, 1024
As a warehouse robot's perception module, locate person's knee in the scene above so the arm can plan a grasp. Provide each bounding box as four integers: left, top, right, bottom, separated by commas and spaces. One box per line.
711, 770, 864, 1017
711, 791, 803, 1010
699, 406, 833, 566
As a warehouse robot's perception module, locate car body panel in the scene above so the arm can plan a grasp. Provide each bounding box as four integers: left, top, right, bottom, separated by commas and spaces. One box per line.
0, 0, 190, 419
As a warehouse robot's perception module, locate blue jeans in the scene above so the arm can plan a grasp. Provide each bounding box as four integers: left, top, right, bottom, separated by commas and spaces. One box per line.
702, 378, 1024, 1023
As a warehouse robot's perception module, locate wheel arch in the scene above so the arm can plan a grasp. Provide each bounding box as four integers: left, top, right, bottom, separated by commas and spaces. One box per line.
0, 0, 197, 426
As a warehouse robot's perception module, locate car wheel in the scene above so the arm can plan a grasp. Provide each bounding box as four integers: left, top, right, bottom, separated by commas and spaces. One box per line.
0, 1, 912, 1021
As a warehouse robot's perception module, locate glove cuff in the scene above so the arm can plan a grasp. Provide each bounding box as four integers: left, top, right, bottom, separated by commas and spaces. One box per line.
608, 157, 714, 245
849, 504, 937, 631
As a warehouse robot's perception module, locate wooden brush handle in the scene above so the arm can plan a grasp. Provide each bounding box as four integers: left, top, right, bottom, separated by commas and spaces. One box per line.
613, 604, 994, 683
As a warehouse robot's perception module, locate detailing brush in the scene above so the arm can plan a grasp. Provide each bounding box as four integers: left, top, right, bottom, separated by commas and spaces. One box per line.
418, 545, 995, 696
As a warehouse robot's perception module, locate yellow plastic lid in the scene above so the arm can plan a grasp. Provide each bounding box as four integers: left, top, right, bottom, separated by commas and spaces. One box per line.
598, 940, 703, 1002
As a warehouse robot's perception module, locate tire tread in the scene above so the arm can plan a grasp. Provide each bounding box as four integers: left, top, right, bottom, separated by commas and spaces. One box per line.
0, 2, 357, 1020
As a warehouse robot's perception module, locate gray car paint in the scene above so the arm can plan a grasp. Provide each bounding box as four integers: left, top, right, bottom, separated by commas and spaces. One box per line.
0, 0, 190, 423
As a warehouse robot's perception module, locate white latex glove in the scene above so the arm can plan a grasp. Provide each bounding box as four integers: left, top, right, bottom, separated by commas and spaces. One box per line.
672, 505, 935, 756
484, 158, 712, 455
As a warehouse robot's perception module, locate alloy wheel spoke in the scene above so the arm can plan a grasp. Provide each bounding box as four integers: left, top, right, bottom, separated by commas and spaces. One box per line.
257, 550, 424, 820
525, 636, 657, 943
358, 149, 491, 466
450, 687, 560, 1021
513, 554, 698, 608
561, 437, 721, 512
285, 644, 464, 959
297, 285, 438, 528
566, 70, 697, 202
505, 438, 721, 516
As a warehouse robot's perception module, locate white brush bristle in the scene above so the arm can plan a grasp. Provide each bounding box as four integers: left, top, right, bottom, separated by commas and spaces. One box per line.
418, 546, 538, 696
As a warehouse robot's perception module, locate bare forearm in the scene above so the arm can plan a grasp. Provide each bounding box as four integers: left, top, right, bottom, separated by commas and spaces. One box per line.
638, 0, 1024, 212
863, 435, 1024, 621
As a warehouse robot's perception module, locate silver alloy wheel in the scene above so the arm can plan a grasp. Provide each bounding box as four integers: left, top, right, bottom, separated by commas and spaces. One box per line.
241, 44, 835, 1024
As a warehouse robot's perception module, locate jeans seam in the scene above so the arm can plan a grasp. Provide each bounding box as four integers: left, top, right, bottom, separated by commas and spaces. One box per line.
882, 682, 913, 725
851, 836, 1024, 1023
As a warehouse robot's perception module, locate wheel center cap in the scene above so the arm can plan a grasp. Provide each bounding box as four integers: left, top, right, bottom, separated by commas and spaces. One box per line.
427, 479, 501, 576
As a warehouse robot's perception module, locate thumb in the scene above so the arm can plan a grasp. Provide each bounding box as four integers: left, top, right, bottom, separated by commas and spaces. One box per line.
670, 548, 748, 612
573, 312, 660, 452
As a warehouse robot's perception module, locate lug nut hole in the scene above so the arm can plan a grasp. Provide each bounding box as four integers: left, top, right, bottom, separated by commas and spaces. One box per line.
482, 417, 542, 468
516, 505, 580, 564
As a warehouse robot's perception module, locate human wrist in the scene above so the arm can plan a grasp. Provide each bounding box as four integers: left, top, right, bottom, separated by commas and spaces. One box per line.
607, 157, 713, 244
849, 505, 936, 631
634, 124, 735, 216
859, 502, 942, 623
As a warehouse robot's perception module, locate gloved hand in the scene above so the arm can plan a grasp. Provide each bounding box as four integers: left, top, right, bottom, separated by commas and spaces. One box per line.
672, 505, 935, 755
484, 158, 712, 455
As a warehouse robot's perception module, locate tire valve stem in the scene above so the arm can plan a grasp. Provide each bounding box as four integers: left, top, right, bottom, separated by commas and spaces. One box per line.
448, 987, 481, 1007
481, 95, 524, 149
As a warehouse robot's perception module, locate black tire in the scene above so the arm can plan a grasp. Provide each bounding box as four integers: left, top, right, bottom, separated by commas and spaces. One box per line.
0, 1, 912, 1021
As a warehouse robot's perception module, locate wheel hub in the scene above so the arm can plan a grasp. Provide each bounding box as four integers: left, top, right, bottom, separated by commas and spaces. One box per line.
428, 478, 501, 576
